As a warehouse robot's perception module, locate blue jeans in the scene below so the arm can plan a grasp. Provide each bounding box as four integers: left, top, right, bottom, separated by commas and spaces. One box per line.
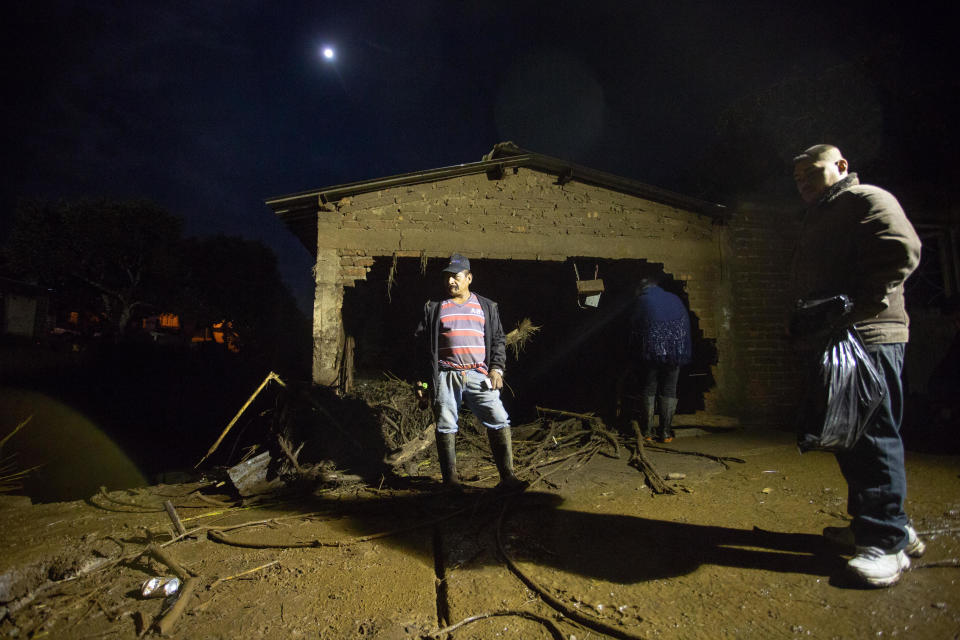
434, 369, 510, 434
834, 343, 908, 552
638, 361, 681, 398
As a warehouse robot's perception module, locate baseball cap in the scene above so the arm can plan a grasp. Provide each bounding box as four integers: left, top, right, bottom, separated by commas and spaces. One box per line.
442, 253, 471, 274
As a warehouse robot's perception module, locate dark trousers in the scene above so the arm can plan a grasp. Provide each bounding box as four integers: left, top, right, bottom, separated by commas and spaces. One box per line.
834, 343, 908, 552
638, 361, 680, 398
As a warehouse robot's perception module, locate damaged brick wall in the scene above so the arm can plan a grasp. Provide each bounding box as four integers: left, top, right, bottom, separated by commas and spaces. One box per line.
725, 203, 801, 423
311, 167, 745, 417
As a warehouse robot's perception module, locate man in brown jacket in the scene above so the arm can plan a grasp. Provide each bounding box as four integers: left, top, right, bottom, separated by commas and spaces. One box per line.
792, 144, 923, 587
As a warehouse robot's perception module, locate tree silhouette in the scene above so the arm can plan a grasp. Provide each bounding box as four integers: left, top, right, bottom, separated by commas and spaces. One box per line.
3, 198, 183, 334
177, 234, 309, 370
3, 198, 310, 373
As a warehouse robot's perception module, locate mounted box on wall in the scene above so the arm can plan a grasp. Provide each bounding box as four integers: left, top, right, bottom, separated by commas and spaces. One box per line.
576, 278, 604, 307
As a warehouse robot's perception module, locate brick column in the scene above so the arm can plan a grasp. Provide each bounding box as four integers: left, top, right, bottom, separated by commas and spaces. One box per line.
312, 248, 344, 386
727, 202, 799, 423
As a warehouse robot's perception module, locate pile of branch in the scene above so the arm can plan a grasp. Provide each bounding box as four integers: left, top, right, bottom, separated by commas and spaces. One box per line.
492, 407, 622, 488
627, 429, 676, 495
349, 318, 540, 473
351, 373, 434, 453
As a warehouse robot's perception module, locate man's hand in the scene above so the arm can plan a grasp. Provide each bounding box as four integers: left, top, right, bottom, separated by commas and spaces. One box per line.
790, 294, 854, 337
415, 381, 430, 410
488, 369, 504, 391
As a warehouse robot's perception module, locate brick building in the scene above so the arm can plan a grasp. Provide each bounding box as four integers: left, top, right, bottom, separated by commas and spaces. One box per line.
267, 143, 799, 424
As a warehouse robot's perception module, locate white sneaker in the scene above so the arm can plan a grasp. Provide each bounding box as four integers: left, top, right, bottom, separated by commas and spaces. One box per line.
904, 523, 926, 558
824, 523, 925, 558
847, 547, 910, 587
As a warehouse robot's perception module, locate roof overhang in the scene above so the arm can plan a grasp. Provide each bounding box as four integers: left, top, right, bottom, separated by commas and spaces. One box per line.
266, 145, 728, 252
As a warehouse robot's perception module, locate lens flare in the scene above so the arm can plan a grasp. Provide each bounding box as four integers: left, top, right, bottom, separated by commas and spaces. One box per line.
1, 388, 147, 502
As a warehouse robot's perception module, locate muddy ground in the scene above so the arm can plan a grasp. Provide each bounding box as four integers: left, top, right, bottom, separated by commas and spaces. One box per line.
1, 427, 959, 640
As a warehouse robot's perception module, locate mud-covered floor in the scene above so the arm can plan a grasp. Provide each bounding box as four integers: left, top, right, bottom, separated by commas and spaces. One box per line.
2, 429, 959, 640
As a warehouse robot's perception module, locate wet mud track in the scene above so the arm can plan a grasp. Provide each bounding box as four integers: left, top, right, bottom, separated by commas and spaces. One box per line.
2, 430, 959, 639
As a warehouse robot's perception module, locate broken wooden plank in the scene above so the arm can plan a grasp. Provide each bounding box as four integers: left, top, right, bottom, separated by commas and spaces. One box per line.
146, 544, 191, 582
383, 422, 437, 468
163, 500, 187, 537
155, 576, 199, 635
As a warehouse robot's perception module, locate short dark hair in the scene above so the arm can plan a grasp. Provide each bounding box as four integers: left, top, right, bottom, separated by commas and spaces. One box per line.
792, 144, 843, 165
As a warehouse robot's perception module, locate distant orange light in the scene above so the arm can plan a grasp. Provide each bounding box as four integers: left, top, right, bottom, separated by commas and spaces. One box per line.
159, 313, 180, 329
188, 321, 239, 352
211, 320, 240, 352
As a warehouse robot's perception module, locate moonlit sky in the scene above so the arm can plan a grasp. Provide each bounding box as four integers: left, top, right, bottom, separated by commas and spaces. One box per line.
0, 1, 950, 310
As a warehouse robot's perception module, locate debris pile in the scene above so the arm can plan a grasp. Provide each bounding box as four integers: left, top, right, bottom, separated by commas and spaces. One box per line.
350, 373, 436, 475
352, 379, 629, 489
502, 407, 621, 489
191, 372, 376, 498
191, 366, 739, 502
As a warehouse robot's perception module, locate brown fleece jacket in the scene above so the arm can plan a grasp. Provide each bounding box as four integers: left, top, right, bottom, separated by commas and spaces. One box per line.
791, 174, 922, 344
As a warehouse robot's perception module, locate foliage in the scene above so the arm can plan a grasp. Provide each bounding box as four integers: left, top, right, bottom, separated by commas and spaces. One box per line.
1, 198, 310, 373
176, 234, 310, 372
3, 198, 184, 333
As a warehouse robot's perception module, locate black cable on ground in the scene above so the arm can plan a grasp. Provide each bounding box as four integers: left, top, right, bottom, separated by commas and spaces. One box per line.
495, 498, 648, 640
422, 610, 565, 639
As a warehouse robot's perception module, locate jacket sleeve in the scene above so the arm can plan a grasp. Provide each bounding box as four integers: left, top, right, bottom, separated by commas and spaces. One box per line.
414, 302, 434, 383
850, 189, 922, 321
487, 301, 507, 374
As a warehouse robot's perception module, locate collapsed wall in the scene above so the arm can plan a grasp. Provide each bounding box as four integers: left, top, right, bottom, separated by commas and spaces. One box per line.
307, 167, 737, 416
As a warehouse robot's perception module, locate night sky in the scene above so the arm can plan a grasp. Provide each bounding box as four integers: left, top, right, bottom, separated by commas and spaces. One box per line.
1, 2, 950, 309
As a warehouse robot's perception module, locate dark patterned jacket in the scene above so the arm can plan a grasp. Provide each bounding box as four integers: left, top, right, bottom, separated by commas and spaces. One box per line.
629, 285, 692, 365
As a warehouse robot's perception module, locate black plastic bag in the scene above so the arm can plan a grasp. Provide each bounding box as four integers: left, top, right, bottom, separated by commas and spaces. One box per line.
797, 327, 885, 453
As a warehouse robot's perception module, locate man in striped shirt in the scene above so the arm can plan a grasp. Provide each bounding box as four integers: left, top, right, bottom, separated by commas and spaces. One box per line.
415, 253, 525, 492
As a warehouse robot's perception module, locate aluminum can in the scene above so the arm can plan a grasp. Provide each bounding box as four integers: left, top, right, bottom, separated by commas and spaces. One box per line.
141, 576, 182, 598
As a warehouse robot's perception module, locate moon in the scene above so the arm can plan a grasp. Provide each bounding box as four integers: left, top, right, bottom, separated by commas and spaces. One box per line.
321, 46, 335, 61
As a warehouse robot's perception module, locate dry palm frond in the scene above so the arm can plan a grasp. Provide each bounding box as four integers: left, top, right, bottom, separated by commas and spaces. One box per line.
1, 415, 41, 494
0, 415, 31, 450
505, 317, 541, 359
0, 458, 43, 493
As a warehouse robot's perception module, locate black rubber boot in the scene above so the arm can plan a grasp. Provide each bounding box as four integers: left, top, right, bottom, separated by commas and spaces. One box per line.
658, 396, 678, 443
486, 427, 528, 492
640, 395, 657, 441
436, 432, 463, 490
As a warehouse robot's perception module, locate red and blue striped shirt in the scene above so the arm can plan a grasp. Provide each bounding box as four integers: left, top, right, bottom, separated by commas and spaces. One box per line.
438, 293, 487, 374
